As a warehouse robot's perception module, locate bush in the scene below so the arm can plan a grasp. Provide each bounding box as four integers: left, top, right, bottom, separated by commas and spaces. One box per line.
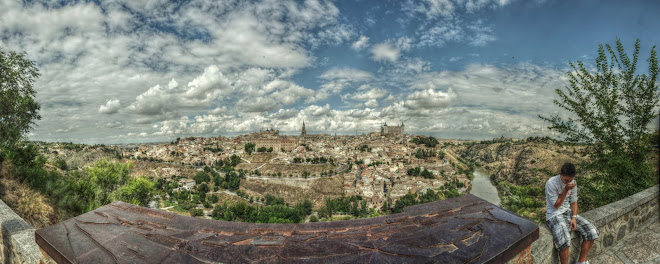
189, 208, 204, 217
54, 158, 67, 170
112, 176, 156, 207
309, 215, 318, 222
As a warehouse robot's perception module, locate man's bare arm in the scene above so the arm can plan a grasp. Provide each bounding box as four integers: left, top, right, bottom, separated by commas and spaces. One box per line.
553, 189, 569, 209
570, 202, 577, 216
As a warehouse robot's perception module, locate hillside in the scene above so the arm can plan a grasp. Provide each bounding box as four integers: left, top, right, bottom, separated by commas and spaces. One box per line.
453, 138, 588, 186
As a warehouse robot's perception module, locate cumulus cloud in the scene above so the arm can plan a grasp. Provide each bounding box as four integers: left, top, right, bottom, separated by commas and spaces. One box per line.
184, 65, 231, 100
128, 83, 181, 116
352, 35, 370, 50
371, 43, 400, 62
99, 99, 121, 114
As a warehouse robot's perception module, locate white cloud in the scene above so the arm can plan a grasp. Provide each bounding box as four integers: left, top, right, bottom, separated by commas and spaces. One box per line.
365, 99, 379, 108
395, 37, 412, 51
417, 22, 465, 47
269, 109, 300, 120
308, 104, 332, 117
184, 65, 231, 100
347, 88, 388, 101
391, 58, 432, 75
404, 88, 457, 110
352, 35, 370, 50
99, 99, 121, 114
371, 43, 400, 62
0, 0, 352, 143
403, 0, 512, 19
128, 84, 181, 116
404, 0, 456, 19
313, 68, 374, 102
320, 68, 373, 81
467, 20, 496, 46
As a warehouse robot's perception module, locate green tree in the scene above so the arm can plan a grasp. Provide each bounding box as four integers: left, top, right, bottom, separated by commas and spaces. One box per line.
0, 49, 41, 151
113, 177, 155, 206
244, 143, 255, 155
539, 38, 659, 204
194, 171, 210, 184
197, 183, 210, 193
540, 38, 658, 168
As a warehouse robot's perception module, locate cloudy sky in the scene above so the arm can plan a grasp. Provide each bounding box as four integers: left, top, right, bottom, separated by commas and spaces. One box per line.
1, 0, 659, 144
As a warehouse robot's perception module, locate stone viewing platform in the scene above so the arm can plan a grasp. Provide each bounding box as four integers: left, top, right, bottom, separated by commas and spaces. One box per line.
35, 195, 539, 263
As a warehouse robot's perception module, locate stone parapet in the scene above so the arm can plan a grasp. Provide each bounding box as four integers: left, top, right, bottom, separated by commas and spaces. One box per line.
0, 199, 50, 264
529, 185, 659, 263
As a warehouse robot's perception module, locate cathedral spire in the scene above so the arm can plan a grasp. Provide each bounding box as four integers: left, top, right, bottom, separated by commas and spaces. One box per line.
301, 120, 306, 136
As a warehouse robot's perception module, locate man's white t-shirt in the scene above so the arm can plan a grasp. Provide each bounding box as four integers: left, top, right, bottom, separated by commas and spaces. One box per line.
545, 175, 577, 221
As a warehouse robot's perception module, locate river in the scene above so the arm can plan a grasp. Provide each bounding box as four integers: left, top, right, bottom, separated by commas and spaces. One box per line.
470, 168, 501, 206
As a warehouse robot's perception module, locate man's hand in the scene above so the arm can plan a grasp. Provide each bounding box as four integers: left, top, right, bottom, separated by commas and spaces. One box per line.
570, 218, 577, 231
564, 180, 576, 192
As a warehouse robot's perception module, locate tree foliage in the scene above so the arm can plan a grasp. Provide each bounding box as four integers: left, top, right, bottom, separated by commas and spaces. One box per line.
244, 143, 255, 155
113, 176, 155, 206
0, 49, 41, 150
539, 38, 659, 168
411, 136, 438, 148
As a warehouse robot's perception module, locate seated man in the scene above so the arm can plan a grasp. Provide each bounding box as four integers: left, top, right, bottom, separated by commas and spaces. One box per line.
545, 163, 598, 264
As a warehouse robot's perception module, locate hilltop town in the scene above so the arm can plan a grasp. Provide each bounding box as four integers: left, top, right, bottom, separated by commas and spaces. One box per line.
40, 122, 476, 214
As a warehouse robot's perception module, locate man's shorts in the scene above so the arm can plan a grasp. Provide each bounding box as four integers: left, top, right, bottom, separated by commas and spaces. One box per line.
546, 210, 599, 251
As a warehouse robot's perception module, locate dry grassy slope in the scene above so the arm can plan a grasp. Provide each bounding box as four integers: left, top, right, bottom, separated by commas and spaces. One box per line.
244, 153, 278, 163
235, 163, 335, 176
130, 160, 197, 179
239, 175, 344, 209
454, 141, 587, 186
0, 161, 57, 228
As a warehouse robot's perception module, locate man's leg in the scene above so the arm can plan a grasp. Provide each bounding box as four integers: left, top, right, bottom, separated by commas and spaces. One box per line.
559, 247, 570, 264
578, 240, 594, 262
574, 215, 599, 263
547, 213, 572, 264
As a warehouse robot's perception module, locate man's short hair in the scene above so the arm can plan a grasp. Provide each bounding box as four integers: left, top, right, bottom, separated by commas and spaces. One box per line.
560, 162, 576, 177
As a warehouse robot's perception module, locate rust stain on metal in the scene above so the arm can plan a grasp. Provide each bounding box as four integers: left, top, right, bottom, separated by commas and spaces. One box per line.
35, 194, 538, 263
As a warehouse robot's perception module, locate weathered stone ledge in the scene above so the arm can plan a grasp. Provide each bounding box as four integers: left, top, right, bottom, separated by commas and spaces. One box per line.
529, 185, 659, 264
0, 199, 50, 264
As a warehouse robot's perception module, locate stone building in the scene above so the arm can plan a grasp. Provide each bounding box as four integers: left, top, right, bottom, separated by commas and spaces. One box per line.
381, 122, 404, 136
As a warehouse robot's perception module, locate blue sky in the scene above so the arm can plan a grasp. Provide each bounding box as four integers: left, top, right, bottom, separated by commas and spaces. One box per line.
1, 0, 658, 144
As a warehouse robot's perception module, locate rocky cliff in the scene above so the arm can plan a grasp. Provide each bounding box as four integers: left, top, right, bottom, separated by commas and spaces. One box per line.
453, 139, 588, 186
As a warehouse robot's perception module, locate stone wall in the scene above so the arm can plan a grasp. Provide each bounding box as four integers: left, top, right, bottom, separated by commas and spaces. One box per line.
0, 199, 50, 264
530, 185, 659, 264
